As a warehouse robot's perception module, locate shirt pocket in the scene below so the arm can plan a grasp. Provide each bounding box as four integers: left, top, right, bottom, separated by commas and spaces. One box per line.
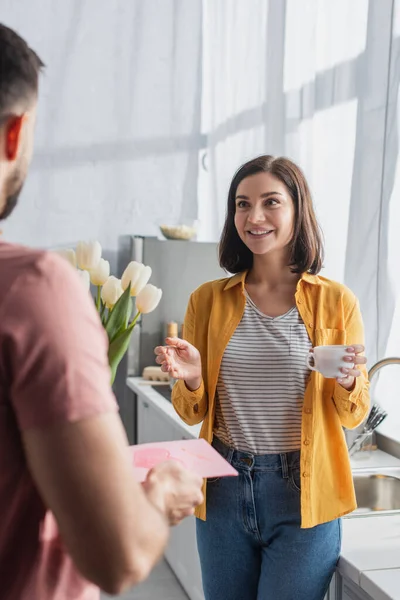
314, 328, 346, 347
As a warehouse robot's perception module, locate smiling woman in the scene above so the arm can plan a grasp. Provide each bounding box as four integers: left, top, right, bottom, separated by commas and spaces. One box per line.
234, 176, 294, 255
219, 155, 324, 276
158, 154, 370, 600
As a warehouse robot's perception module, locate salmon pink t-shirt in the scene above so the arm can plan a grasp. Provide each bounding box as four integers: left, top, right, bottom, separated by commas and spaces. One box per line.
0, 242, 118, 600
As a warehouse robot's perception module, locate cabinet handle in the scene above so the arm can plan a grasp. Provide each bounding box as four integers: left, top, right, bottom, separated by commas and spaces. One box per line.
182, 436, 188, 440
143, 402, 149, 408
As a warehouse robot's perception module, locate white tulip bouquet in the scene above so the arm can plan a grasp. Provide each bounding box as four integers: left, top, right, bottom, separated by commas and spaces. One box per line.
55, 241, 162, 384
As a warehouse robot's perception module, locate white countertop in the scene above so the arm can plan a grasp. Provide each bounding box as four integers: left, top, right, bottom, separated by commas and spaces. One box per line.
350, 449, 400, 471
361, 570, 400, 600
127, 376, 400, 600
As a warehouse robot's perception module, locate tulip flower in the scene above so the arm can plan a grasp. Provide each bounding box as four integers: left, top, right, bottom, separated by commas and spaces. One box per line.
77, 269, 90, 291
121, 261, 152, 296
136, 284, 162, 314
101, 276, 123, 309
76, 241, 102, 270
90, 259, 110, 286
54, 248, 77, 268
72, 240, 163, 385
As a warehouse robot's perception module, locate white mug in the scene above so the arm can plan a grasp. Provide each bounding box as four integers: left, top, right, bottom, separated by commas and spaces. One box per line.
306, 345, 355, 379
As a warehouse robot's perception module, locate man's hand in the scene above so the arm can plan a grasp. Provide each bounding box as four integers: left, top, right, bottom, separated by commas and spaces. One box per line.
143, 461, 203, 526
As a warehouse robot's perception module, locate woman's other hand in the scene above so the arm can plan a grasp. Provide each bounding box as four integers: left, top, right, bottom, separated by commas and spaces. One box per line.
154, 337, 202, 391
336, 344, 367, 391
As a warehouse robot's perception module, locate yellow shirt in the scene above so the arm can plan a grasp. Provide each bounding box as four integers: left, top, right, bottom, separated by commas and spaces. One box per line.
172, 271, 370, 528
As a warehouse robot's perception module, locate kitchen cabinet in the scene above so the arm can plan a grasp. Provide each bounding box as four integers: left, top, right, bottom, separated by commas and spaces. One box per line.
338, 575, 374, 600
325, 574, 338, 600
136, 390, 204, 600
137, 392, 178, 444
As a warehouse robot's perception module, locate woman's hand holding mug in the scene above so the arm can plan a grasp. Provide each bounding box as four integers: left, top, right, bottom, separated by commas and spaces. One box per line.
154, 337, 202, 391
306, 344, 367, 391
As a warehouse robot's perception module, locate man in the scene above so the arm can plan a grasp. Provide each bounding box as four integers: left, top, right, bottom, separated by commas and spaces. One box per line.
0, 23, 203, 599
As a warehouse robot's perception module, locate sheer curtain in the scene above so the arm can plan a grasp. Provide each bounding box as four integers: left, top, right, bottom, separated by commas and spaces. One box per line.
200, 0, 396, 370
3, 0, 203, 251
373, 0, 400, 439
198, 0, 270, 242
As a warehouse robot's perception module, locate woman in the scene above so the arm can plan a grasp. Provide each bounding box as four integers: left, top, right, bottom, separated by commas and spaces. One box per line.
155, 155, 370, 600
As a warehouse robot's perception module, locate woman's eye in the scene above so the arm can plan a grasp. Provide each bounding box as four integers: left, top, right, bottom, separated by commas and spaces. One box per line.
266, 198, 279, 206
237, 200, 248, 208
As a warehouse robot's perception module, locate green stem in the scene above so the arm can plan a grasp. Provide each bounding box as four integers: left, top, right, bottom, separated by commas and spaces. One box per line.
105, 305, 113, 327
96, 286, 101, 312
129, 311, 141, 330
100, 302, 106, 321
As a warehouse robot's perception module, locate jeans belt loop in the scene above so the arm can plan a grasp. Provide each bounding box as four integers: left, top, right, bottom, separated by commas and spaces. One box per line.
280, 453, 289, 479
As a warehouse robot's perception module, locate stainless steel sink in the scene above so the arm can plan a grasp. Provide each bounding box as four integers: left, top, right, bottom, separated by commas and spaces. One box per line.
352, 468, 400, 516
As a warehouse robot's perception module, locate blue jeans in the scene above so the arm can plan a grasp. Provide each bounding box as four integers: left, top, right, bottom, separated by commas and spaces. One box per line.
196, 437, 341, 600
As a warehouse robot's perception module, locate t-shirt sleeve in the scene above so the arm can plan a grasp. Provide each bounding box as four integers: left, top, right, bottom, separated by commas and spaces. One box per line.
0, 252, 118, 430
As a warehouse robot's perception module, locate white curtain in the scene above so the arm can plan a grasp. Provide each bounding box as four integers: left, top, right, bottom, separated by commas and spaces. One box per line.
373, 0, 400, 439
3, 0, 400, 435
200, 0, 397, 372
3, 0, 203, 252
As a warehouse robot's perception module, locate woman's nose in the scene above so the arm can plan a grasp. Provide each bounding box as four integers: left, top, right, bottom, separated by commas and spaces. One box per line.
248, 207, 265, 223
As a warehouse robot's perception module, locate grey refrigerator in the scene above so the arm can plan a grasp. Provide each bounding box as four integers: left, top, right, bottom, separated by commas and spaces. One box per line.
115, 235, 226, 442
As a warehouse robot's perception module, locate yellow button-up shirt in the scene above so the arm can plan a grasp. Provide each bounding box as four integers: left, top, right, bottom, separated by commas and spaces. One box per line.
172, 271, 370, 528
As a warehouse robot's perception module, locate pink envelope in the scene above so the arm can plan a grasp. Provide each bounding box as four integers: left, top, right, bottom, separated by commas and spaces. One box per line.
129, 438, 238, 481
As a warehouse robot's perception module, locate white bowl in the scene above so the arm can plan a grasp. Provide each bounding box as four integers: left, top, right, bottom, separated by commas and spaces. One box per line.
158, 219, 198, 241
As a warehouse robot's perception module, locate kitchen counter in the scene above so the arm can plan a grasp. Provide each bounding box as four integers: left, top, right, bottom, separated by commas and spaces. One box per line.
127, 377, 400, 600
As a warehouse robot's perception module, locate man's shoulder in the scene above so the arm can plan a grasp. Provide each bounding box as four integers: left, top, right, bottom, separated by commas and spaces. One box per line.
0, 242, 79, 306
0, 240, 45, 265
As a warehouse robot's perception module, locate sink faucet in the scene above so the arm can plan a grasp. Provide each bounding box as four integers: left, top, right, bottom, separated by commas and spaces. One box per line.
348, 357, 400, 456
368, 357, 400, 381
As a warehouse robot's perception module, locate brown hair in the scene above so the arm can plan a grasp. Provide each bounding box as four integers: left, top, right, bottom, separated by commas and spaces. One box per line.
0, 23, 44, 120
218, 155, 324, 274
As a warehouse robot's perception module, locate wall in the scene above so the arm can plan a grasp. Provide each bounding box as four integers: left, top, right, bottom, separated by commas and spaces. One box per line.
2, 0, 203, 251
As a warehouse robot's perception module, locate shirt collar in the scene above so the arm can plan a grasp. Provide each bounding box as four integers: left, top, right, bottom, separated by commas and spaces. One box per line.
223, 270, 320, 291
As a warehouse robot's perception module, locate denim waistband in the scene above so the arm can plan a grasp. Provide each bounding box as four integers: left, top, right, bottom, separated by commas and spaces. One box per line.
212, 436, 300, 473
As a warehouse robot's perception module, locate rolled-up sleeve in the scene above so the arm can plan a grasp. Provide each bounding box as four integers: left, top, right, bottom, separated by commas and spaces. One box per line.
332, 299, 370, 429
171, 292, 208, 425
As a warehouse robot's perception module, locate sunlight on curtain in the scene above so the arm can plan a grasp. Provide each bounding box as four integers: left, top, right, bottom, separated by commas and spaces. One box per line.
394, 0, 400, 36
4, 0, 204, 249
198, 0, 269, 241
373, 96, 400, 440
201, 0, 268, 131
284, 0, 368, 92
286, 100, 358, 282
197, 128, 266, 241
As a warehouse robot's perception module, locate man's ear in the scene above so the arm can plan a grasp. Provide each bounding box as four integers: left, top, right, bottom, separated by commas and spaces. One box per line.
5, 115, 26, 161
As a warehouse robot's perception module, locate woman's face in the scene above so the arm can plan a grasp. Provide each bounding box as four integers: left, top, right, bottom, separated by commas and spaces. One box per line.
234, 171, 295, 259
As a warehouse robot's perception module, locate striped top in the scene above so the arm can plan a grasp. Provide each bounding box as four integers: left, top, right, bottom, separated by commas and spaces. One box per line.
214, 292, 312, 454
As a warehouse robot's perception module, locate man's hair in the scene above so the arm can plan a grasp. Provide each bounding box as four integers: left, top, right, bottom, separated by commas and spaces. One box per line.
0, 23, 44, 120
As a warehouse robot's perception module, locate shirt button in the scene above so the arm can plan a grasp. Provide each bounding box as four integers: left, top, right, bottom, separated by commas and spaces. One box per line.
193, 404, 199, 413
304, 439, 310, 446
297, 299, 302, 304
302, 472, 309, 478
308, 323, 313, 328
305, 408, 312, 414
